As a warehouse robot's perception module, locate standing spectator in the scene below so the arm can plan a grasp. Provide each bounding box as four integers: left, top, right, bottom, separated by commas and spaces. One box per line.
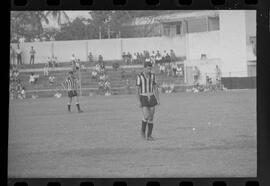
170, 49, 177, 62
88, 52, 93, 63
52, 56, 58, 67
16, 45, 22, 65
98, 55, 104, 65
155, 50, 162, 64
193, 66, 200, 88
127, 52, 132, 64
215, 65, 222, 89
10, 46, 16, 66
133, 53, 138, 64
48, 57, 53, 67
43, 63, 49, 76
172, 62, 177, 77
29, 46, 36, 64
104, 80, 111, 96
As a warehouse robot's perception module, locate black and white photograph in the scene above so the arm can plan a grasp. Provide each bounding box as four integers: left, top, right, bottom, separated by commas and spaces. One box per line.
9, 10, 256, 178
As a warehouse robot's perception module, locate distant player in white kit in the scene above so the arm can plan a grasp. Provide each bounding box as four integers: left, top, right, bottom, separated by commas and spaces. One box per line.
136, 62, 160, 141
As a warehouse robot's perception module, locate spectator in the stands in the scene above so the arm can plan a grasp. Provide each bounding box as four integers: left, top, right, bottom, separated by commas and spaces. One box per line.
16, 45, 22, 65
122, 52, 128, 63
104, 80, 111, 96
176, 65, 183, 77
193, 66, 200, 87
165, 52, 171, 63
159, 63, 165, 74
43, 63, 49, 76
71, 54, 76, 63
52, 56, 58, 67
155, 50, 162, 64
132, 53, 138, 64
29, 46, 36, 65
127, 52, 132, 64
48, 75, 55, 85
88, 52, 93, 63
170, 49, 177, 62
10, 46, 16, 66
172, 62, 177, 77
29, 72, 38, 84
99, 72, 106, 82
91, 70, 98, 81
48, 57, 53, 67
150, 51, 156, 65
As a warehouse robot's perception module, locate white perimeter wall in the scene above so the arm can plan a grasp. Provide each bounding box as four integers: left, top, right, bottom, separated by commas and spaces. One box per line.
11, 36, 186, 64
185, 31, 220, 60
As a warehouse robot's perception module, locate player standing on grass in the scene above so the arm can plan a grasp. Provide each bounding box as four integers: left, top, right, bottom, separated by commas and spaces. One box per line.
136, 62, 160, 141
62, 71, 83, 113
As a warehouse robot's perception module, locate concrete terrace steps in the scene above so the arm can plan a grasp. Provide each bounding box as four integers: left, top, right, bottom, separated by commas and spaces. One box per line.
16, 65, 185, 94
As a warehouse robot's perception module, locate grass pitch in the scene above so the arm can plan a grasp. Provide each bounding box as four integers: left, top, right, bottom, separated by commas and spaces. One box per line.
8, 90, 256, 178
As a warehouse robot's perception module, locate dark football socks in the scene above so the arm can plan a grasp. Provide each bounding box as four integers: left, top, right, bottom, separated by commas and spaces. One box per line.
67, 104, 71, 112
141, 120, 147, 138
147, 123, 153, 139
76, 103, 81, 111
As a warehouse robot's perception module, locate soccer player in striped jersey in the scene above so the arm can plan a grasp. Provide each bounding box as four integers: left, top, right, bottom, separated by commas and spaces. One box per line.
62, 71, 83, 113
136, 62, 160, 141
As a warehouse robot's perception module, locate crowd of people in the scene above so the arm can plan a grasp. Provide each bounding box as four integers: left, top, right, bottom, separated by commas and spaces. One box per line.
90, 55, 112, 96
9, 67, 25, 100
122, 49, 177, 65
189, 65, 223, 93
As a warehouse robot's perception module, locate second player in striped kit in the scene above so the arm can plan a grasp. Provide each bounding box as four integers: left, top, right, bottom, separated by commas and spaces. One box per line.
136, 62, 160, 141
62, 71, 83, 113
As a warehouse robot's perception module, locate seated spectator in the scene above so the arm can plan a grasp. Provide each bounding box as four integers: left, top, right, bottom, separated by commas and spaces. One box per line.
170, 49, 177, 62
159, 64, 165, 74
171, 62, 177, 77
95, 63, 101, 73
176, 65, 183, 77
43, 63, 49, 76
18, 86, 26, 99
91, 70, 98, 80
121, 70, 126, 79
99, 72, 106, 81
29, 73, 37, 84
54, 90, 62, 98
48, 75, 55, 85
98, 80, 105, 95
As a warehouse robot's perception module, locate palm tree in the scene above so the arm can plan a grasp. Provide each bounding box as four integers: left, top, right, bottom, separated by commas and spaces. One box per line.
45, 11, 70, 26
